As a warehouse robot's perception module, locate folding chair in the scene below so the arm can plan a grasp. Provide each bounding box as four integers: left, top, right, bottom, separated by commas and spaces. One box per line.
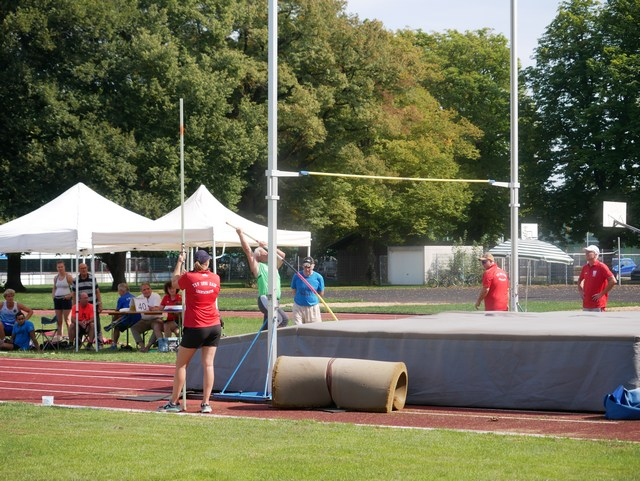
34, 316, 59, 350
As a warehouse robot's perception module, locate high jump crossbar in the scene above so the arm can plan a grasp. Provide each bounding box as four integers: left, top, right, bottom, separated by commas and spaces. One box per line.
269, 169, 511, 187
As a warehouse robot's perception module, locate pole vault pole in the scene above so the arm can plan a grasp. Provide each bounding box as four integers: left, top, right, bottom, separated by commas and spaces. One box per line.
265, 0, 278, 395
226, 222, 339, 321
179, 98, 188, 409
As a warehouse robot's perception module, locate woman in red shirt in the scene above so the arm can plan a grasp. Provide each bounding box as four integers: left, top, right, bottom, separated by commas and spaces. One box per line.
159, 249, 221, 413
160, 280, 182, 338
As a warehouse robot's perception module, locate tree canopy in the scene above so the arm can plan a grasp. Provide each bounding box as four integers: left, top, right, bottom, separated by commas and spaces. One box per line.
524, 0, 640, 245
4, 0, 635, 287
1, 0, 494, 258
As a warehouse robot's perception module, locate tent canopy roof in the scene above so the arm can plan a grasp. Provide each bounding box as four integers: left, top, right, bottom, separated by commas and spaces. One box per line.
490, 239, 574, 265
92, 185, 311, 251
0, 183, 155, 254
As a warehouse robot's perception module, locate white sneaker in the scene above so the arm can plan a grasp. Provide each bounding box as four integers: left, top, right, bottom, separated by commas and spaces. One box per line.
200, 403, 212, 414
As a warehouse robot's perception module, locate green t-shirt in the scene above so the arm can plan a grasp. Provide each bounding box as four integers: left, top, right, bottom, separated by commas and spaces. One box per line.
257, 262, 281, 299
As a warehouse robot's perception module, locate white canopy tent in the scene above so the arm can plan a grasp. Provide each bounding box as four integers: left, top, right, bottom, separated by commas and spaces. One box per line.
0, 182, 158, 351
92, 184, 311, 251
0, 183, 156, 254
155, 184, 310, 247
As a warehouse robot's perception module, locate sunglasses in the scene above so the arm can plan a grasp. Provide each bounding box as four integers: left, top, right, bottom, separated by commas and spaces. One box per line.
481, 260, 489, 264
303, 264, 312, 268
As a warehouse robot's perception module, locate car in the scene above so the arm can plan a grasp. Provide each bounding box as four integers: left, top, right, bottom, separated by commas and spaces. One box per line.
611, 258, 637, 277
630, 264, 640, 282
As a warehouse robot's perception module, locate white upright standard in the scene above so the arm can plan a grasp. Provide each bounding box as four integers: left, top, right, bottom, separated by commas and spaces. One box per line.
266, 0, 279, 396
509, 0, 520, 311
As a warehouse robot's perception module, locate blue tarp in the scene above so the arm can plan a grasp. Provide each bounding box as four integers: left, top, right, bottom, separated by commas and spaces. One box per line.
604, 385, 640, 420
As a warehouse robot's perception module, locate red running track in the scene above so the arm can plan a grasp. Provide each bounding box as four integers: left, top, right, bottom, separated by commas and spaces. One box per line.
0, 357, 637, 442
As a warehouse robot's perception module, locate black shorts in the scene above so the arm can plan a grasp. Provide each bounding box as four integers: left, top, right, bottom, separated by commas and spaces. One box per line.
54, 297, 72, 310
180, 325, 222, 349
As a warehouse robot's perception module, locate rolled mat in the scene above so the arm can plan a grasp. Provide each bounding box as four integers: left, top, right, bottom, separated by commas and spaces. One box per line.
272, 356, 408, 413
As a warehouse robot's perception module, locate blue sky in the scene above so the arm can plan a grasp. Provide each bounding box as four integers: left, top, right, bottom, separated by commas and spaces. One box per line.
345, 0, 564, 67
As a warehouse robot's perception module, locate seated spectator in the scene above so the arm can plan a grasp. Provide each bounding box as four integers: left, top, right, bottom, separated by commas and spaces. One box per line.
160, 280, 182, 338
1, 312, 41, 351
0, 289, 34, 339
69, 292, 95, 349
131, 283, 163, 352
105, 282, 141, 350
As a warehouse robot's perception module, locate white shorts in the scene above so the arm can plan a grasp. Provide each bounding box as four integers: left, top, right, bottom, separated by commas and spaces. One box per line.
292, 303, 322, 324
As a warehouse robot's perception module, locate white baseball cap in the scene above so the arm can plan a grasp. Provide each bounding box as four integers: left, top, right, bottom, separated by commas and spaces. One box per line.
584, 245, 600, 256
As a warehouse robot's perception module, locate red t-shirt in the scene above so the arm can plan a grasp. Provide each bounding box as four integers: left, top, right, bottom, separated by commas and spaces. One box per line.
72, 302, 94, 327
161, 294, 182, 322
177, 270, 221, 328
482, 264, 509, 311
578, 260, 614, 309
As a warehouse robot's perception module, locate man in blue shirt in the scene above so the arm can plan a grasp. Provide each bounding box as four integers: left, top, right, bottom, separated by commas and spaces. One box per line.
291, 256, 325, 324
105, 282, 141, 349
1, 312, 41, 351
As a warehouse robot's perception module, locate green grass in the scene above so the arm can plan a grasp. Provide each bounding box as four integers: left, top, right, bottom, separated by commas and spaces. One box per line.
330, 300, 639, 315
0, 403, 637, 481
18, 284, 639, 313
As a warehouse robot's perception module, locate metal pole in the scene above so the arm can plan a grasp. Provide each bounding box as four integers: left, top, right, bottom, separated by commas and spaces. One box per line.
266, 0, 278, 395
509, 0, 520, 311
180, 98, 187, 409
180, 99, 185, 250
91, 250, 99, 351
617, 237, 622, 285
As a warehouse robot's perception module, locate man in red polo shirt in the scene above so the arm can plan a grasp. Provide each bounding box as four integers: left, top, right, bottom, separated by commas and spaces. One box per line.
578, 245, 616, 311
475, 253, 509, 311
69, 292, 95, 348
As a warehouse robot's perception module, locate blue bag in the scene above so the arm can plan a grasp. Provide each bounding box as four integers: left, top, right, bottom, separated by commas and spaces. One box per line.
603, 385, 640, 420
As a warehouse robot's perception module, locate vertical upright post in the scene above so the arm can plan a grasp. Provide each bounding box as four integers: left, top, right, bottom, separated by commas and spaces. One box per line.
180, 99, 185, 250
509, 0, 520, 311
179, 98, 187, 408
266, 0, 279, 395
617, 237, 622, 285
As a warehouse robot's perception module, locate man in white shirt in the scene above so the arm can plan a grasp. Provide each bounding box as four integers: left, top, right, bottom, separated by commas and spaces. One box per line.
131, 282, 163, 352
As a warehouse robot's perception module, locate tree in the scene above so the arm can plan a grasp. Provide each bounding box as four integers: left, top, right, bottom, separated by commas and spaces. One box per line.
0, 0, 266, 288
244, 1, 481, 259
524, 0, 640, 246
405, 29, 514, 242
1, 0, 494, 288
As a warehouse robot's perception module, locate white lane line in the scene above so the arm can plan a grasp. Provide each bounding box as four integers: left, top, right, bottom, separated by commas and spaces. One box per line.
0, 386, 170, 398
0, 366, 172, 377
0, 370, 172, 384
0, 380, 170, 392
0, 357, 173, 369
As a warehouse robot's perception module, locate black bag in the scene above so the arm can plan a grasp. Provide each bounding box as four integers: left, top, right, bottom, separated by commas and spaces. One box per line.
41, 340, 69, 351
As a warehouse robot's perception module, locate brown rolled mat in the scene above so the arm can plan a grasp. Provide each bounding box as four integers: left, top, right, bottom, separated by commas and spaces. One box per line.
271, 356, 333, 408
272, 356, 408, 413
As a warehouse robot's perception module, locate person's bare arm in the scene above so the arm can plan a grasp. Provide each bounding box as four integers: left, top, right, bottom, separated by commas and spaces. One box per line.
18, 303, 33, 320
95, 287, 103, 313
172, 253, 184, 290
593, 276, 616, 301
237, 228, 259, 278
29, 330, 41, 352
475, 287, 490, 310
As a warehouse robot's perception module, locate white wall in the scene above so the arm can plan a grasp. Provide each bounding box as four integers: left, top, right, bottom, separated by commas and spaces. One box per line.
388, 246, 476, 285
387, 246, 426, 285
